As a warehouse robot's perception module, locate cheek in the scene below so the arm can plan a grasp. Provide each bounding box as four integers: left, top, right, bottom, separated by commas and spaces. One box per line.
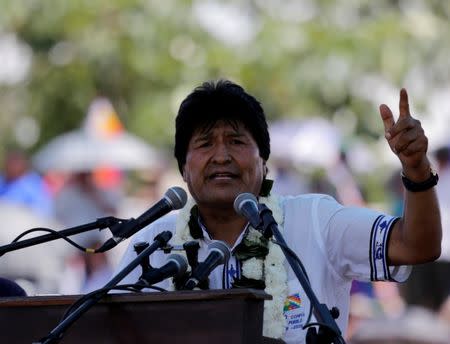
247, 159, 265, 181
183, 155, 201, 184
259, 164, 266, 179
182, 165, 194, 185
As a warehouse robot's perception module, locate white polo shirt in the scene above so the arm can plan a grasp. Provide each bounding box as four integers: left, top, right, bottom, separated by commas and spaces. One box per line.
114, 194, 411, 344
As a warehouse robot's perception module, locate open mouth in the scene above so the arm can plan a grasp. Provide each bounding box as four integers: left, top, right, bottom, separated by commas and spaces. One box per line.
208, 172, 237, 180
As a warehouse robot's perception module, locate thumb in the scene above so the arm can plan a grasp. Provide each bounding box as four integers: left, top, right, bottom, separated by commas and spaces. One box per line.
379, 104, 395, 139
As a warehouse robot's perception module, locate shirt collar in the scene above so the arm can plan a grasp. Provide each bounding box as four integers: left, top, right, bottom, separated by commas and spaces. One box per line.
197, 216, 250, 251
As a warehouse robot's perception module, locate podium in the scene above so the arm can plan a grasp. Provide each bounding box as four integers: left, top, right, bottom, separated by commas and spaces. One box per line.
0, 289, 284, 344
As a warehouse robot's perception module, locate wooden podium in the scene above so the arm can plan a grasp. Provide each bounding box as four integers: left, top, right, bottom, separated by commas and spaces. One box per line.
0, 289, 283, 344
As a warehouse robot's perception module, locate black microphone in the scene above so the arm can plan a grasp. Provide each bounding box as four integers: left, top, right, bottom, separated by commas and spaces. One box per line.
97, 187, 188, 252
233, 193, 261, 229
136, 253, 188, 289
183, 241, 200, 269
183, 241, 230, 290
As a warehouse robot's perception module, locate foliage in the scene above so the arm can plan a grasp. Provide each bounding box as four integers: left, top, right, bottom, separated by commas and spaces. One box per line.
1, 0, 449, 201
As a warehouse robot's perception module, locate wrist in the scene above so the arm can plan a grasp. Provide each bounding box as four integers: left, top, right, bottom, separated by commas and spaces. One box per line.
401, 159, 433, 182
401, 167, 439, 192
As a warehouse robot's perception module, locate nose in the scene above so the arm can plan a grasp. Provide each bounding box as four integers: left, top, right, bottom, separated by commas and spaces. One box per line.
212, 142, 232, 164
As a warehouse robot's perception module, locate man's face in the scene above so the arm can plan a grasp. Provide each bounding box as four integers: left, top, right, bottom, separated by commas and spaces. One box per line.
182, 120, 266, 208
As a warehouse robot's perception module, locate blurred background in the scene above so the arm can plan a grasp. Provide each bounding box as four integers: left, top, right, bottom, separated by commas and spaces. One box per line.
1, 1, 450, 342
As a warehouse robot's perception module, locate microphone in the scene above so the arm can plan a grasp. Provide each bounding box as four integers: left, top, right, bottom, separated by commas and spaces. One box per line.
183, 241, 230, 290
183, 240, 200, 269
97, 187, 188, 252
136, 253, 188, 289
233, 193, 261, 229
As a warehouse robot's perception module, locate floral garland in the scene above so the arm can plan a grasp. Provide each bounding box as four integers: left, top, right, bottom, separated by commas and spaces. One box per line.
170, 194, 288, 339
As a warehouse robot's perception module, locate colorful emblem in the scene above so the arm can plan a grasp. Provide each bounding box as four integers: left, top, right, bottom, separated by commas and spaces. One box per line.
284, 293, 302, 312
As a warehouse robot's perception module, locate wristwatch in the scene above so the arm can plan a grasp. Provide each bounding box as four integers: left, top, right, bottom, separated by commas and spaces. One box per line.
401, 168, 439, 192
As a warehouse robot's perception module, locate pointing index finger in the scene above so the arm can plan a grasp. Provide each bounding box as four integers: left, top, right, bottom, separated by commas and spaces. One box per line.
399, 88, 411, 118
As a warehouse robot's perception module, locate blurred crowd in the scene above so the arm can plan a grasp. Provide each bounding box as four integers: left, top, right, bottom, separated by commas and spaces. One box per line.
0, 141, 450, 342
0, 146, 177, 294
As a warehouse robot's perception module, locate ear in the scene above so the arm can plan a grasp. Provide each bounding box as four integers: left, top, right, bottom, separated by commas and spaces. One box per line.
182, 166, 187, 182
263, 161, 268, 178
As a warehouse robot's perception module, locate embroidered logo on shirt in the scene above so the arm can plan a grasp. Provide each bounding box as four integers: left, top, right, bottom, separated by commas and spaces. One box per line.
283, 289, 308, 342
370, 215, 396, 281
284, 293, 302, 312
223, 260, 240, 288
227, 264, 238, 280
284, 293, 305, 334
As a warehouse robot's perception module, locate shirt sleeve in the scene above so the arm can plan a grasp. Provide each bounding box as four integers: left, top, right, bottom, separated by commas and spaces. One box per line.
314, 195, 411, 282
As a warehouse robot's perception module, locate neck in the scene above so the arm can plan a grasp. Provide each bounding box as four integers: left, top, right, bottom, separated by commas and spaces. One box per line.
197, 205, 247, 247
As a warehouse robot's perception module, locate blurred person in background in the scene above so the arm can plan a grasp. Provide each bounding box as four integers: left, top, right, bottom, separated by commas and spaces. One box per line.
436, 146, 450, 323
0, 148, 53, 218
349, 306, 450, 344
386, 167, 405, 218
346, 292, 383, 341
325, 151, 366, 207
434, 146, 450, 282
54, 170, 121, 228
58, 234, 114, 294
54, 170, 121, 294
270, 157, 310, 196
439, 295, 450, 326
118, 168, 165, 220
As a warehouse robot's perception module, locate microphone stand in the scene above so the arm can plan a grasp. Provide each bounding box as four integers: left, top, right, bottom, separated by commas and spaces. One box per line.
0, 216, 123, 257
258, 204, 345, 344
35, 231, 173, 344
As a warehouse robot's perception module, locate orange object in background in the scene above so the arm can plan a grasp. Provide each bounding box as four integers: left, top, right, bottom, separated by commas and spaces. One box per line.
92, 166, 123, 190
83, 97, 124, 138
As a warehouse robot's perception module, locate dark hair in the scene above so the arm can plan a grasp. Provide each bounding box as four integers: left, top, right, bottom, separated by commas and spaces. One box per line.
174, 79, 270, 174
434, 146, 450, 164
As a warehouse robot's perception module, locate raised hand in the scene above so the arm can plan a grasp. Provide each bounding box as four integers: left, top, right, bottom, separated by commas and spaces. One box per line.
379, 88, 430, 180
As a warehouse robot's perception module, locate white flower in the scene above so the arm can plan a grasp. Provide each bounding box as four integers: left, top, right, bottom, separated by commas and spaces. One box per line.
172, 194, 288, 339
242, 257, 264, 280
246, 228, 263, 243
259, 195, 288, 339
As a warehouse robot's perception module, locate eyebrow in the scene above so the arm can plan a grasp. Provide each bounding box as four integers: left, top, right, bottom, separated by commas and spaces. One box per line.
193, 130, 246, 143
192, 132, 211, 143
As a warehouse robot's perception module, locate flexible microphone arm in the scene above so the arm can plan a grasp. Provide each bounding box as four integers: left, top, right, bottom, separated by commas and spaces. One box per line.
0, 216, 123, 257
96, 186, 187, 252
258, 204, 345, 344
35, 231, 173, 344
1, 186, 187, 256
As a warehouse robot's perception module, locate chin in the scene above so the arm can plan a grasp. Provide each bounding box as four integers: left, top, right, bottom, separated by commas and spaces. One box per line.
199, 191, 238, 207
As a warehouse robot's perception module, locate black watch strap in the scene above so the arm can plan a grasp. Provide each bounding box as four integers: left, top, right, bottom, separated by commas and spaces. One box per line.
401, 169, 439, 192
